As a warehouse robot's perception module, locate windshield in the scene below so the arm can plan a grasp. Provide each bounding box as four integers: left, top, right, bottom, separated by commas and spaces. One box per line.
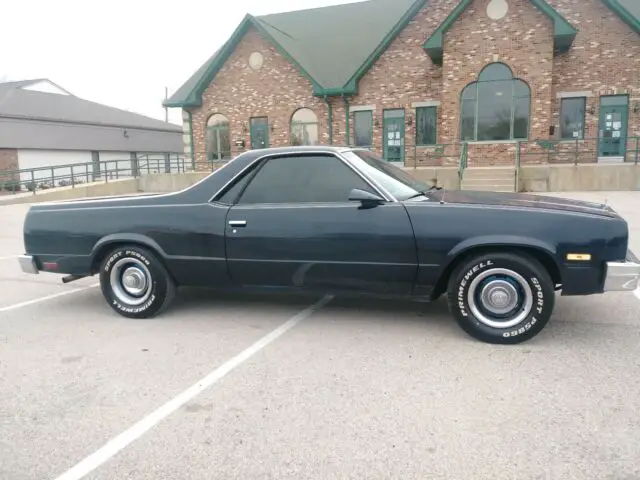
342, 149, 435, 200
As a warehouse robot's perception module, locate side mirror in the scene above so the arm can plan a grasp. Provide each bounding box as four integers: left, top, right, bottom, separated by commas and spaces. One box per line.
348, 188, 385, 207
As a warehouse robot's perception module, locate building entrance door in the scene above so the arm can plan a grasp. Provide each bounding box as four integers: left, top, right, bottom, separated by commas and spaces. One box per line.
598, 95, 628, 158
383, 109, 405, 164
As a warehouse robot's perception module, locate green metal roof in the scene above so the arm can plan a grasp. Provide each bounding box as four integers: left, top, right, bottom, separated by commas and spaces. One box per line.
165, 0, 426, 107
603, 0, 640, 34
165, 0, 639, 108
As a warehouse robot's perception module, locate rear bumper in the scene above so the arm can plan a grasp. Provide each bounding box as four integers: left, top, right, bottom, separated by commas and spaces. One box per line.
604, 249, 640, 292
18, 254, 39, 275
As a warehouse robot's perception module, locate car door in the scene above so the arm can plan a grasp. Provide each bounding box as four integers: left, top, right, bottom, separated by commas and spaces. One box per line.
222, 152, 418, 295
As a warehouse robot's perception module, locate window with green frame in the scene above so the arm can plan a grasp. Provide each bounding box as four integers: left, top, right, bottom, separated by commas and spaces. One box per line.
290, 108, 319, 145
353, 110, 373, 147
205, 113, 231, 160
250, 116, 269, 149
460, 63, 530, 141
415, 106, 437, 145
559, 97, 586, 140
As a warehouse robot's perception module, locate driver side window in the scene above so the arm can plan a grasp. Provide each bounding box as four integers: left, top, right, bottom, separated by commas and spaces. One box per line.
235, 154, 376, 205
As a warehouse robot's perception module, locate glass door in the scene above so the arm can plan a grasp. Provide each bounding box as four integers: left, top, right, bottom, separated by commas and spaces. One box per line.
598, 95, 628, 158
383, 109, 405, 164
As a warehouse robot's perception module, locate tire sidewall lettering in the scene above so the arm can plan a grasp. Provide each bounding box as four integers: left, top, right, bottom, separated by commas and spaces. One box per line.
453, 257, 551, 340
457, 260, 494, 318
531, 276, 545, 315
103, 247, 159, 314
112, 294, 157, 314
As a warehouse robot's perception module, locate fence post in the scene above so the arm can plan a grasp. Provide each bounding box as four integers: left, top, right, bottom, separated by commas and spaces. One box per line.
574, 139, 579, 166
51, 167, 55, 188
164, 153, 171, 173
131, 152, 139, 177
635, 137, 639, 165
31, 170, 35, 195
71, 165, 75, 188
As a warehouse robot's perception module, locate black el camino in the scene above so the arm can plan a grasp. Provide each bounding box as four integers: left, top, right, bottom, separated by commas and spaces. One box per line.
17, 146, 640, 344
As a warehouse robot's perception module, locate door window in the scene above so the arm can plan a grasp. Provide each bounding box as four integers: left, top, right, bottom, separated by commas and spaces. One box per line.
383, 109, 405, 163
236, 154, 376, 204
599, 95, 629, 157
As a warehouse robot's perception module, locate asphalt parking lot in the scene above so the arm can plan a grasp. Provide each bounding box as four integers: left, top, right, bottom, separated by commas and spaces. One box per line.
1, 191, 640, 480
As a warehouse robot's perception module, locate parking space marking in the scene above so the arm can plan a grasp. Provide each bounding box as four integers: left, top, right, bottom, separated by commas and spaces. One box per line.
0, 255, 19, 261
52, 293, 333, 480
0, 283, 100, 313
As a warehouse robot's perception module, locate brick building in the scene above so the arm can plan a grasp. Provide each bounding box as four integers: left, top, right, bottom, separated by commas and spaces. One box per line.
165, 0, 640, 168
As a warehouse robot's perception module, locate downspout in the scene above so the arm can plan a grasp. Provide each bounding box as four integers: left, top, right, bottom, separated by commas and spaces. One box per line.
324, 95, 333, 145
187, 110, 195, 170
344, 95, 350, 146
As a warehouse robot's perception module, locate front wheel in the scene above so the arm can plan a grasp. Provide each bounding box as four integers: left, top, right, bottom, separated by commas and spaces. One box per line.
99, 245, 176, 319
447, 251, 555, 344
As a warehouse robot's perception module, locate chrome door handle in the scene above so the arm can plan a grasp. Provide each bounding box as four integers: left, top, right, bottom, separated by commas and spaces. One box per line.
228, 220, 247, 227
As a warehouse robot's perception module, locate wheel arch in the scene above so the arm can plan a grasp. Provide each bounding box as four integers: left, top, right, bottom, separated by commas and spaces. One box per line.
431, 236, 562, 300
90, 234, 169, 274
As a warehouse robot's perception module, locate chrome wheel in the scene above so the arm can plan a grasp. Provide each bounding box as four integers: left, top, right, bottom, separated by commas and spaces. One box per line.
467, 268, 533, 329
109, 257, 152, 305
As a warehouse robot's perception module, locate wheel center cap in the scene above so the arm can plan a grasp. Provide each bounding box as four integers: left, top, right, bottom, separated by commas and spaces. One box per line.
124, 274, 140, 288
490, 288, 510, 308
121, 267, 147, 294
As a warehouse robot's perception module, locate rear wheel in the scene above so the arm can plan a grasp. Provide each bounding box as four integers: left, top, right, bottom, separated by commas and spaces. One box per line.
446, 251, 555, 344
99, 245, 175, 318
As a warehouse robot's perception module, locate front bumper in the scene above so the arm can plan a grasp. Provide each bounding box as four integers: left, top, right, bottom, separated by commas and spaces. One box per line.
604, 249, 640, 292
18, 255, 39, 275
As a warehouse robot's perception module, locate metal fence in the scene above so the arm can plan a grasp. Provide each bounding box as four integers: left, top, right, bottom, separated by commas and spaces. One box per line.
0, 153, 190, 195
2, 139, 639, 195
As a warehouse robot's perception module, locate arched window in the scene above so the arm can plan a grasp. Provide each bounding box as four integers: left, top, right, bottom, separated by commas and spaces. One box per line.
290, 108, 319, 145
205, 113, 231, 160
460, 63, 530, 141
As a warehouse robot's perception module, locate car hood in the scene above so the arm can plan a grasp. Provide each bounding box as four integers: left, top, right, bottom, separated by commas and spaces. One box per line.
426, 189, 620, 218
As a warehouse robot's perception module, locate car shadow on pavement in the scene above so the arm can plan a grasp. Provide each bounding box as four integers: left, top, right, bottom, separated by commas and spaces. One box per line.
168, 286, 464, 335
59, 286, 634, 346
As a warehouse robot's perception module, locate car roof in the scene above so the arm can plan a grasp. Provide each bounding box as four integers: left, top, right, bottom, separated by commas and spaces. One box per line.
235, 145, 361, 161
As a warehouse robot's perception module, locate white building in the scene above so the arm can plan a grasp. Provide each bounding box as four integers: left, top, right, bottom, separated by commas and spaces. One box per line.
0, 79, 184, 188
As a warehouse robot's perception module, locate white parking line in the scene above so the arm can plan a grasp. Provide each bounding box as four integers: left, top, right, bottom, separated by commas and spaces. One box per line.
0, 255, 19, 261
0, 283, 100, 313
52, 293, 334, 480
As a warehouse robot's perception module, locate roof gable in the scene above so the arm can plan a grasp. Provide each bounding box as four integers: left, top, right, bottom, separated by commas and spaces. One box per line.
602, 0, 640, 34
164, 14, 317, 108
423, 0, 578, 65
0, 83, 181, 132
255, 0, 426, 96
165, 0, 639, 108
164, 0, 426, 107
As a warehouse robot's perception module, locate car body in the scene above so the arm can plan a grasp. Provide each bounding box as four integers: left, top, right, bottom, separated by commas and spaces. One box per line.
18, 145, 640, 343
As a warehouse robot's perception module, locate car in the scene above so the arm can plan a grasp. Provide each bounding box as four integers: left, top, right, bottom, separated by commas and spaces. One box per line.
17, 145, 640, 344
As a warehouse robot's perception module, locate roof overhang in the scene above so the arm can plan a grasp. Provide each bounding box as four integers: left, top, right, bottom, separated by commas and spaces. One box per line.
166, 0, 428, 105
423, 0, 578, 65
164, 14, 324, 108
601, 0, 640, 34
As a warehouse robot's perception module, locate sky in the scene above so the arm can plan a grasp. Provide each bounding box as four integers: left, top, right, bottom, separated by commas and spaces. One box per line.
0, 0, 365, 125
